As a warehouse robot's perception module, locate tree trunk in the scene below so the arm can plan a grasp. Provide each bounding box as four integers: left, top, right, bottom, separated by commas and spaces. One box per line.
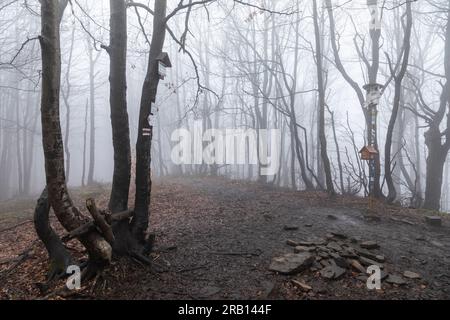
81, 99, 88, 187
132, 0, 167, 243
87, 37, 98, 186
424, 131, 447, 211
384, 2, 412, 203
106, 0, 131, 214
313, 0, 335, 195
423, 7, 450, 210
34, 188, 73, 281
39, 0, 111, 276
102, 0, 133, 255
62, 26, 75, 183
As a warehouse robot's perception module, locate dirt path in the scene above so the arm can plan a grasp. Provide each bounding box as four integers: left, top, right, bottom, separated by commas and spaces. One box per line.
1, 177, 450, 299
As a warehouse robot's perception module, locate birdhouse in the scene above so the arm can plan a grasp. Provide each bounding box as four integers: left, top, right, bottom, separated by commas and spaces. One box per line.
157, 52, 172, 80
359, 146, 378, 161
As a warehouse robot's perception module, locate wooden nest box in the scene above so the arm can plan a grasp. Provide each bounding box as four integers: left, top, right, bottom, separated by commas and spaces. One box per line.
359, 146, 378, 161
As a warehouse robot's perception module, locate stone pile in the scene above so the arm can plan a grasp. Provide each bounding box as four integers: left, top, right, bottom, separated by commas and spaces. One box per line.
269, 232, 420, 285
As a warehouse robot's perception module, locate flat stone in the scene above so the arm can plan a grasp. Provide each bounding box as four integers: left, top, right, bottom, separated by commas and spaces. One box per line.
284, 225, 299, 231
403, 271, 421, 279
318, 251, 330, 259
269, 253, 314, 275
313, 239, 327, 246
425, 216, 442, 227
325, 233, 335, 241
340, 248, 358, 259
350, 237, 359, 244
298, 241, 315, 247
317, 245, 330, 252
327, 242, 343, 252
386, 274, 406, 286
320, 259, 332, 267
360, 241, 380, 250
374, 255, 386, 263
286, 240, 298, 247
354, 247, 383, 261
350, 259, 366, 273
327, 215, 338, 220
331, 232, 347, 240
320, 262, 346, 280
331, 256, 348, 269
294, 246, 316, 253
359, 256, 384, 269
291, 280, 312, 292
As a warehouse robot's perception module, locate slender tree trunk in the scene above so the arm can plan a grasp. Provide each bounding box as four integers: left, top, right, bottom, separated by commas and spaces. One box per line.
87, 38, 98, 186
81, 100, 88, 187
39, 0, 111, 276
34, 188, 73, 281
62, 26, 75, 183
132, 0, 167, 243
102, 0, 133, 255
106, 0, 131, 214
313, 0, 335, 195
15, 75, 23, 195
385, 2, 412, 203
423, 7, 450, 210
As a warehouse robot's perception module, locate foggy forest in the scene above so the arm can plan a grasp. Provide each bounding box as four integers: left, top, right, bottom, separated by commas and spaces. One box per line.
0, 0, 449, 302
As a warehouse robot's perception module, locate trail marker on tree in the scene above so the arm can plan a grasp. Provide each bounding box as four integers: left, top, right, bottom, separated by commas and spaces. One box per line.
157, 52, 172, 80
361, 83, 383, 207
367, 0, 381, 31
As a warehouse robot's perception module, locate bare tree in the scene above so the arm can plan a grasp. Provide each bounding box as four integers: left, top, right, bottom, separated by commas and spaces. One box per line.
422, 4, 450, 210
384, 1, 413, 203
102, 0, 132, 255
37, 0, 111, 279
313, 0, 335, 195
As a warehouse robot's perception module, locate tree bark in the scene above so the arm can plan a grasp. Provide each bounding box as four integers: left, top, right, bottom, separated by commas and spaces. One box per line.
105, 0, 133, 255
132, 0, 167, 243
39, 0, 111, 275
384, 2, 412, 203
313, 0, 335, 195
34, 188, 73, 281
423, 7, 450, 210
106, 0, 131, 214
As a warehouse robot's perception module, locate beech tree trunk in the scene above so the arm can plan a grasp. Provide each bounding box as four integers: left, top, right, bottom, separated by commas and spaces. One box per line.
39, 0, 111, 275
34, 188, 72, 281
104, 0, 132, 255
132, 0, 167, 243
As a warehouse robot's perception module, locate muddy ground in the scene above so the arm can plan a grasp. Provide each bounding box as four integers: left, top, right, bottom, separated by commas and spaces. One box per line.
1, 177, 449, 300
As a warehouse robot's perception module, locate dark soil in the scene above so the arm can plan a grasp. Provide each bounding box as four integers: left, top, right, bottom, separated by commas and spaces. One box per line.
1, 177, 450, 300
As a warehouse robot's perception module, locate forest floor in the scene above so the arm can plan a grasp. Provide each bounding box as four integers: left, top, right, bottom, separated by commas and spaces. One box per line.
1, 176, 450, 300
